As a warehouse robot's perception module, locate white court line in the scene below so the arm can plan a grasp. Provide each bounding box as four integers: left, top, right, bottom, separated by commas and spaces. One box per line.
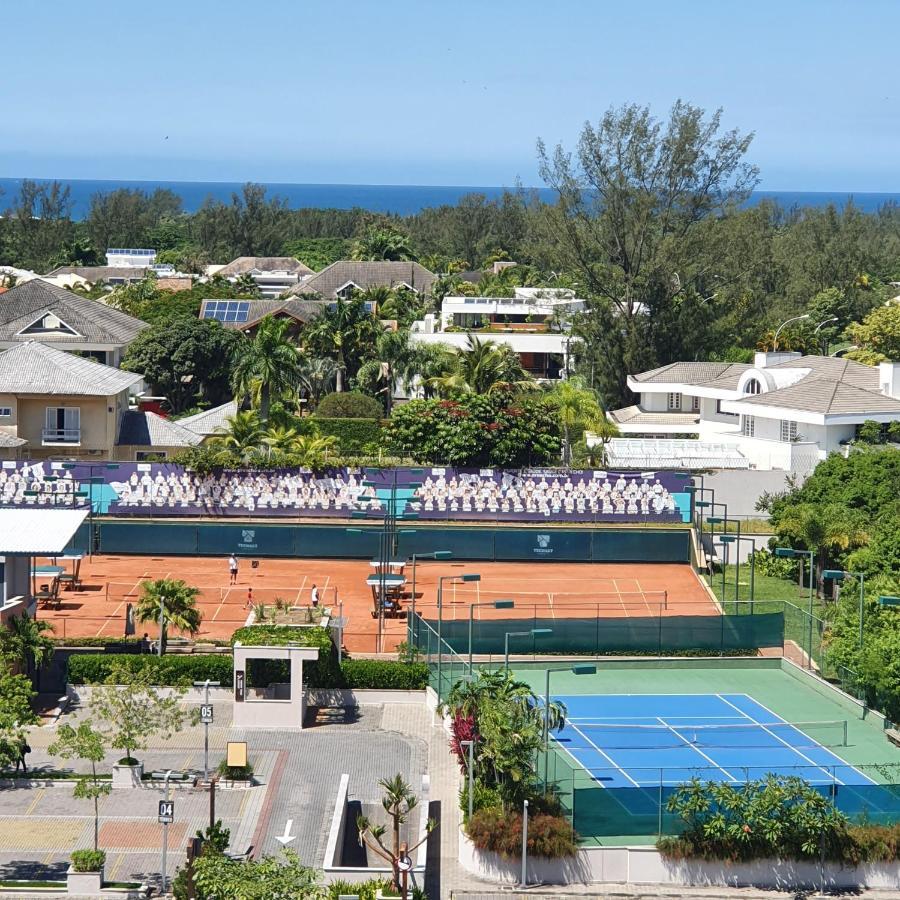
566, 724, 642, 788
655, 717, 738, 782
716, 694, 862, 786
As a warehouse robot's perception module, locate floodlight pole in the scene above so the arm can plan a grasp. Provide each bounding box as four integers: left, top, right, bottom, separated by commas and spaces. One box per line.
161, 769, 173, 895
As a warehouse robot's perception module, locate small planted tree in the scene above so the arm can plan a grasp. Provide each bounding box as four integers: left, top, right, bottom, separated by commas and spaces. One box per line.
49, 721, 110, 851
357, 774, 435, 898
135, 578, 203, 653
0, 613, 54, 679
0, 663, 39, 769
89, 661, 187, 766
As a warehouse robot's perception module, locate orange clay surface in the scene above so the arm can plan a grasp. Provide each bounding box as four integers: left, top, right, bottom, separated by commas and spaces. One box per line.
34, 554, 717, 653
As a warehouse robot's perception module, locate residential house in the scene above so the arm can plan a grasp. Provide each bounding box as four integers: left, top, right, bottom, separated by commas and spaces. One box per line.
116, 409, 202, 460
198, 298, 325, 337
603, 351, 900, 472
176, 401, 238, 442
0, 280, 147, 366
216, 257, 315, 298
287, 260, 436, 300
409, 287, 582, 381
0, 342, 143, 459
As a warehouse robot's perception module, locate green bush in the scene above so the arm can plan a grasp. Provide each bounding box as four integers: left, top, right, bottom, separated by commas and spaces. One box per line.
216, 758, 253, 781
71, 849, 106, 872
326, 878, 391, 900
340, 659, 428, 689
459, 781, 502, 824
316, 392, 384, 419
303, 417, 382, 453
67, 654, 232, 686
750, 548, 798, 579
467, 806, 577, 858
659, 775, 853, 862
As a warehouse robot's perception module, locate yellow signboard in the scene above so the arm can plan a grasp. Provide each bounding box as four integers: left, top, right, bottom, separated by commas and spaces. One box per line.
226, 741, 248, 767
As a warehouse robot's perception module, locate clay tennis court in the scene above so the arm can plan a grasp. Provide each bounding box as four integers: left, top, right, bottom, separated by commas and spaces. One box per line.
34, 553, 717, 653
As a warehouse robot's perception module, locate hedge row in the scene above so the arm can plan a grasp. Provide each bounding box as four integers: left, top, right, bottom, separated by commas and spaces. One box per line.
67, 653, 428, 690
297, 417, 382, 453
67, 654, 234, 685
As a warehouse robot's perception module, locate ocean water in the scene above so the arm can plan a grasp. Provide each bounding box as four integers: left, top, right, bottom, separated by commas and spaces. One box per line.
0, 177, 898, 219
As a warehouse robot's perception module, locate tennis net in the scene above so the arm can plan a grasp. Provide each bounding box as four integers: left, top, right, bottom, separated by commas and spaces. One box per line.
558, 718, 849, 750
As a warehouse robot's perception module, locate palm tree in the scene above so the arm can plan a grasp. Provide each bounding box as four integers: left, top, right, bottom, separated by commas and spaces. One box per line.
304, 297, 380, 392
209, 410, 264, 464
0, 613, 54, 678
776, 503, 869, 594
231, 316, 302, 421
135, 579, 202, 652
292, 433, 339, 470
351, 225, 417, 261
429, 335, 535, 397
551, 376, 605, 465
296, 356, 337, 410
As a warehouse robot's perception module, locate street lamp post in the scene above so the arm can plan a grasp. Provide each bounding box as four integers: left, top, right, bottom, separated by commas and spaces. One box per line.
504, 628, 552, 672
719, 535, 756, 610
468, 599, 514, 671
823, 569, 866, 649
437, 573, 480, 690
543, 664, 596, 785
409, 550, 453, 645
773, 313, 811, 351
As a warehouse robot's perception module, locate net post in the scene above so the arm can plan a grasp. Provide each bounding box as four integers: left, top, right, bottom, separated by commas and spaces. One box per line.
843, 720, 848, 747
663, 590, 668, 611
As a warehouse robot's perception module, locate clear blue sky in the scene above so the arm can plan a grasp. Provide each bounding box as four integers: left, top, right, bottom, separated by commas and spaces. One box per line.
3, 0, 897, 190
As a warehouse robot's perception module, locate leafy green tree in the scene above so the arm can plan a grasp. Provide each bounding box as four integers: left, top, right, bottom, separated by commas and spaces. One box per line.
847, 304, 900, 364
231, 317, 302, 421
86, 187, 182, 251
386, 393, 560, 467
281, 237, 350, 271
0, 613, 54, 678
773, 502, 869, 593
537, 101, 758, 406
49, 722, 111, 851
89, 661, 188, 766
0, 665, 39, 769
135, 579, 203, 651
122, 317, 241, 413
296, 357, 337, 409
2, 179, 75, 272
192, 849, 322, 899
352, 225, 417, 261
209, 410, 265, 462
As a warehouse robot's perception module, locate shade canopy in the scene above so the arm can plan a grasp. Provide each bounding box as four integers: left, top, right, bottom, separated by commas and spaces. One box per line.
0, 508, 87, 555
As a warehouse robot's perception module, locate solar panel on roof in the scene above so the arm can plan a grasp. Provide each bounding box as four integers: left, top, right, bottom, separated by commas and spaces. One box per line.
201, 300, 252, 324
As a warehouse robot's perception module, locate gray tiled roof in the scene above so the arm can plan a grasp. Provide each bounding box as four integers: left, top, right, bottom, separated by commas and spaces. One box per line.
45, 266, 150, 282
738, 378, 900, 416
631, 362, 751, 386
768, 355, 879, 389
177, 401, 238, 436
288, 261, 436, 298
0, 280, 147, 345
117, 410, 202, 447
608, 405, 701, 427
0, 342, 144, 395
216, 257, 315, 277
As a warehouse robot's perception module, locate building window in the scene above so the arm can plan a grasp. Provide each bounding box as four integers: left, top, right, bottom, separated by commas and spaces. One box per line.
0, 408, 10, 417
743, 378, 762, 395
667, 392, 682, 411
780, 420, 798, 442
716, 399, 738, 418
741, 415, 755, 437
44, 407, 80, 443
691, 396, 701, 413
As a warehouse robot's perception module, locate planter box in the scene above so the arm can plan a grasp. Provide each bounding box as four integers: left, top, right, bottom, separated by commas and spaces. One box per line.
217, 778, 253, 790
112, 762, 143, 789
67, 866, 103, 894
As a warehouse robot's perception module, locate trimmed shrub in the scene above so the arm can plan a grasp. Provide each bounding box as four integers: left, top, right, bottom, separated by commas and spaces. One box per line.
67, 654, 232, 686
71, 849, 106, 872
467, 807, 577, 858
316, 392, 383, 419
340, 659, 428, 690
216, 758, 253, 781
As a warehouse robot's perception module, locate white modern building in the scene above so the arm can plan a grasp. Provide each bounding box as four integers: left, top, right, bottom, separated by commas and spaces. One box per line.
410, 288, 582, 381
106, 248, 156, 267
603, 351, 900, 472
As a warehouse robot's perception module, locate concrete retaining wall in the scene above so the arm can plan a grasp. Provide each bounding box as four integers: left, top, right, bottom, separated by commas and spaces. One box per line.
458, 830, 900, 890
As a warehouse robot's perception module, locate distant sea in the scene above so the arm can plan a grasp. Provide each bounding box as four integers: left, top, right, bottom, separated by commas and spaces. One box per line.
1, 177, 899, 219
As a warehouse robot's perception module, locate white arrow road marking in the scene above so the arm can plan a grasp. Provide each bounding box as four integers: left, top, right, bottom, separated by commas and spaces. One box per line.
275, 819, 296, 845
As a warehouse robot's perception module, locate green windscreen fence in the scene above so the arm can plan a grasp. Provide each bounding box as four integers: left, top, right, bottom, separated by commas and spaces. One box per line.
415, 611, 785, 657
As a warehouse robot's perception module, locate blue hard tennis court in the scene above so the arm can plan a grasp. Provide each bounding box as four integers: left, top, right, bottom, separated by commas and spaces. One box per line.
552, 693, 875, 787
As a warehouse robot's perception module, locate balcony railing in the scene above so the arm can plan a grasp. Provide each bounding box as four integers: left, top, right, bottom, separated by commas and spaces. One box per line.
42, 428, 81, 445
